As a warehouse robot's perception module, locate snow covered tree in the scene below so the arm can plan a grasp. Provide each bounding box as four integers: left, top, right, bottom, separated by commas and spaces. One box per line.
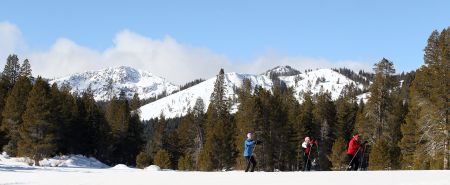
18, 77, 56, 165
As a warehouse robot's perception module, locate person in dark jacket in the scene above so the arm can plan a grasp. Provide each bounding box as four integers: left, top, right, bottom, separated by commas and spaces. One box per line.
302, 136, 316, 171
244, 132, 262, 172
347, 133, 366, 171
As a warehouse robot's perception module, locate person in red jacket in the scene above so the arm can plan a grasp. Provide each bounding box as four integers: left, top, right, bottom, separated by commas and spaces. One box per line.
347, 133, 366, 170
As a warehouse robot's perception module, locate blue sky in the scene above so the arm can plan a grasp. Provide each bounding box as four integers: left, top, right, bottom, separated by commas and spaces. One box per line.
0, 0, 449, 83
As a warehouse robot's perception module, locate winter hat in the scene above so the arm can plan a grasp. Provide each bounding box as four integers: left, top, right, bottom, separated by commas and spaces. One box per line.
247, 132, 252, 139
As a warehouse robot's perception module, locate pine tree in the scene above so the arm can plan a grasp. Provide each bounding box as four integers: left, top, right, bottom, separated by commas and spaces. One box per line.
335, 84, 358, 141
1, 76, 32, 156
312, 90, 336, 170
178, 154, 194, 170
50, 83, 81, 155
0, 77, 11, 148
369, 139, 390, 170
330, 137, 347, 170
405, 28, 449, 169
136, 151, 151, 169
18, 77, 56, 165
399, 103, 417, 169
297, 91, 314, 139
154, 149, 171, 169
79, 87, 110, 161
2, 54, 21, 85
360, 58, 397, 142
19, 59, 32, 78
234, 79, 256, 169
201, 69, 237, 170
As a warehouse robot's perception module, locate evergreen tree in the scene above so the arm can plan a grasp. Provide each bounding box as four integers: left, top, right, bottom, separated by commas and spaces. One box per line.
154, 149, 171, 169
1, 76, 32, 156
19, 59, 32, 78
200, 69, 236, 170
405, 28, 449, 169
312, 90, 336, 170
297, 91, 315, 139
79, 87, 110, 161
2, 54, 21, 85
0, 77, 11, 148
50, 83, 80, 155
330, 137, 347, 170
136, 151, 151, 169
18, 77, 56, 165
178, 154, 194, 170
234, 79, 256, 169
335, 84, 358, 141
369, 139, 391, 170
359, 58, 397, 142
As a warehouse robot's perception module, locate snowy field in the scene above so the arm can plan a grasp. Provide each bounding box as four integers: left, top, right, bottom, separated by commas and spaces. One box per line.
1, 154, 449, 185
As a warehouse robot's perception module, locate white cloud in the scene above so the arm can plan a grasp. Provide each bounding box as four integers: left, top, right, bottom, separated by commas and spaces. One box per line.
0, 22, 26, 61
0, 22, 371, 84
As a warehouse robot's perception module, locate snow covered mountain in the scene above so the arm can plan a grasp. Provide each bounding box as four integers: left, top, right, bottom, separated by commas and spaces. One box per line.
263, 65, 301, 77
50, 66, 179, 101
140, 67, 365, 120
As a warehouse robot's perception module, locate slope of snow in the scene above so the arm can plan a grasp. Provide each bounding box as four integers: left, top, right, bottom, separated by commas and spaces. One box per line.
264, 65, 301, 77
280, 69, 364, 101
140, 72, 273, 119
141, 68, 365, 119
50, 66, 179, 101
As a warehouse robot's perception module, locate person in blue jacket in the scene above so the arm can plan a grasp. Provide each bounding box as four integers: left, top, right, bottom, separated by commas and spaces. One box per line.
244, 132, 262, 172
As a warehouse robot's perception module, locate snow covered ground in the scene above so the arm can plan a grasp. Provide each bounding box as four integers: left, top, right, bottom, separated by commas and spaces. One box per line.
1, 153, 449, 185
0, 167, 448, 185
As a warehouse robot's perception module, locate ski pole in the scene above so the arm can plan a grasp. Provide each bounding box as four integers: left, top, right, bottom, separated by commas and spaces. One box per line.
346, 147, 361, 171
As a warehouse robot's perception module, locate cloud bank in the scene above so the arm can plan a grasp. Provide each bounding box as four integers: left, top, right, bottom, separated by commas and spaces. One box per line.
0, 22, 371, 85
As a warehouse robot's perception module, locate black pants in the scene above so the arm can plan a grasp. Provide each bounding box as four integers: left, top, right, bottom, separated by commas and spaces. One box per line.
347, 154, 360, 171
303, 154, 311, 171
245, 156, 257, 172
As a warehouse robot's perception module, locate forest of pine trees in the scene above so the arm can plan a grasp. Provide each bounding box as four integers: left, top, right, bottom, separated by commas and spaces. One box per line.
0, 28, 448, 170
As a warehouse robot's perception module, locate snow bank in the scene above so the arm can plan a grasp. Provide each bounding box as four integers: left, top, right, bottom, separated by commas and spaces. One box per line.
144, 165, 161, 171
111, 164, 132, 170
0, 153, 108, 168
40, 155, 109, 168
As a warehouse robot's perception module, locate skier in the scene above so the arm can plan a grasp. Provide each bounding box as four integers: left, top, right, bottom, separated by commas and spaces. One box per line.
302, 136, 316, 171
244, 132, 262, 172
347, 133, 366, 171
